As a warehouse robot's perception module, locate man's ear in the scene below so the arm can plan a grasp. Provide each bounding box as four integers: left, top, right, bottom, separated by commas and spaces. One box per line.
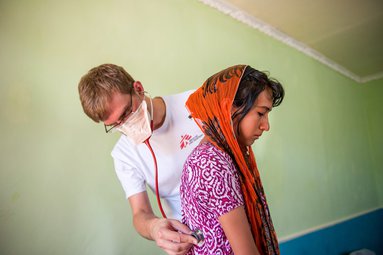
133, 81, 145, 95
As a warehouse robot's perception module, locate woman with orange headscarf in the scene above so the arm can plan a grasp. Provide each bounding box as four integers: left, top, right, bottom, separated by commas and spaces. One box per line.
180, 65, 284, 255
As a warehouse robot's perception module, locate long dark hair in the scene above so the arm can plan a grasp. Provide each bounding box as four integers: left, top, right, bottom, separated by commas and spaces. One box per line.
232, 66, 285, 135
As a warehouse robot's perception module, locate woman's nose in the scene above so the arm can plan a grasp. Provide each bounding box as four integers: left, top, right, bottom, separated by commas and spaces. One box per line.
260, 117, 270, 131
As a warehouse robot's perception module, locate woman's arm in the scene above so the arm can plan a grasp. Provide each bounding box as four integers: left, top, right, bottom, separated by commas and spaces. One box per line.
219, 205, 260, 255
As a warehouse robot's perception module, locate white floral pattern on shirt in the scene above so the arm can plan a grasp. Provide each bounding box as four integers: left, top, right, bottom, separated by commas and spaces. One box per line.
181, 142, 244, 255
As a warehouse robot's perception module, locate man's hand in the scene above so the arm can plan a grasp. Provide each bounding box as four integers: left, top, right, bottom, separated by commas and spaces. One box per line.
129, 192, 197, 254
150, 218, 197, 255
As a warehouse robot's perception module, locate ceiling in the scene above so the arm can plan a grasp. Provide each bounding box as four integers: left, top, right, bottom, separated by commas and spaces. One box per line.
199, 0, 383, 83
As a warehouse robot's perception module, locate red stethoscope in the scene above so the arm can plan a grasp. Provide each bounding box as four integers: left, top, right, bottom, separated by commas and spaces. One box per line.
143, 97, 204, 244
144, 134, 167, 219
143, 96, 167, 218
144, 122, 205, 245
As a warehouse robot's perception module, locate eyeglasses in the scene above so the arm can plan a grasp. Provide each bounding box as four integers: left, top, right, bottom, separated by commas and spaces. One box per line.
104, 93, 133, 133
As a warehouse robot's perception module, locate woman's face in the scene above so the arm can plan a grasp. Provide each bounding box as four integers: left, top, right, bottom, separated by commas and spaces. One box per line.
235, 88, 273, 147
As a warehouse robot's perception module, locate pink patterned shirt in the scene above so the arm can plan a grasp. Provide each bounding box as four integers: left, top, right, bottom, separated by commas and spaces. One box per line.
181, 142, 244, 255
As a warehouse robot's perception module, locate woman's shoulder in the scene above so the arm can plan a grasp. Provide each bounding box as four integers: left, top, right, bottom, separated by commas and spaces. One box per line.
190, 141, 235, 168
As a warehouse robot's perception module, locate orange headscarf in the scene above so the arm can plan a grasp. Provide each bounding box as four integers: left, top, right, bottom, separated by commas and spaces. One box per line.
186, 65, 279, 255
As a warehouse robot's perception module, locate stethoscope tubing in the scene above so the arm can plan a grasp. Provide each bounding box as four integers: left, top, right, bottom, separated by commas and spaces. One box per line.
144, 138, 167, 219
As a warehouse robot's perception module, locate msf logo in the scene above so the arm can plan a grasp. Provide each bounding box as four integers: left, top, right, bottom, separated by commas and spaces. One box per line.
180, 134, 192, 149
180, 133, 203, 149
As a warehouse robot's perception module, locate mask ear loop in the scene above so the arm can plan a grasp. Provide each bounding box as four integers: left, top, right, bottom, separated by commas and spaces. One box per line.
144, 91, 154, 128
143, 92, 167, 218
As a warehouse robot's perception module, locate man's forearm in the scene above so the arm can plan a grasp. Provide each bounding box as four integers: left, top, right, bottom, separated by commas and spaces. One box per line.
133, 211, 160, 240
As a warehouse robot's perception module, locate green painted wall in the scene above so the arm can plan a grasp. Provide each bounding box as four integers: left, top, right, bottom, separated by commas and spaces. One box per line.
363, 78, 383, 207
0, 0, 381, 254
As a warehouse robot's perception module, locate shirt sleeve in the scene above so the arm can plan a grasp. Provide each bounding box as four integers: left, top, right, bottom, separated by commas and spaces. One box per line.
113, 157, 146, 199
196, 146, 244, 217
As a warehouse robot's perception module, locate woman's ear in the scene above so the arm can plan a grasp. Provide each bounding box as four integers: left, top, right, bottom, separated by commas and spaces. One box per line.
133, 81, 145, 95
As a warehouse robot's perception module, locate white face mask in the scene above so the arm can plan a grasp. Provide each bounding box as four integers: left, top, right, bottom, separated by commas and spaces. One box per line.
116, 98, 153, 145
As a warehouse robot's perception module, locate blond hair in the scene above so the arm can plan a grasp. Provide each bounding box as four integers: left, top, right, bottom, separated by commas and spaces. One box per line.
78, 64, 134, 122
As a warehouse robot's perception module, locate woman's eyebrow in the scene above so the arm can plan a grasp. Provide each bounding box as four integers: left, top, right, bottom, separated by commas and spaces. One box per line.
257, 106, 272, 112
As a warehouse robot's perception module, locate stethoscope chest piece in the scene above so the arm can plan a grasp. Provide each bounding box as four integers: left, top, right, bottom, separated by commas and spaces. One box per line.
191, 229, 205, 246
